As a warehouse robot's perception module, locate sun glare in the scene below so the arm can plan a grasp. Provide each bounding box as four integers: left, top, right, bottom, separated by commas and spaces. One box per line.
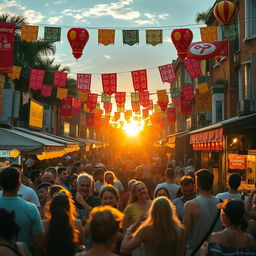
122, 121, 143, 136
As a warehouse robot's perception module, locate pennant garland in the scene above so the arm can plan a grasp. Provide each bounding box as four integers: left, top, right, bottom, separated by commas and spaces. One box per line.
170, 88, 180, 98
114, 112, 120, 121
131, 92, 140, 102
157, 89, 168, 102
180, 91, 192, 115
76, 73, 91, 91
131, 69, 148, 92
124, 110, 132, 121
167, 108, 176, 124
8, 66, 22, 80
139, 91, 150, 108
184, 59, 202, 79
173, 97, 181, 107
54, 72, 68, 88
122, 30, 139, 46
41, 85, 53, 97
158, 64, 176, 83
29, 69, 45, 91
104, 102, 112, 113
44, 27, 61, 43
79, 91, 89, 102
117, 105, 125, 112
221, 23, 237, 41
158, 100, 168, 112
86, 113, 94, 129
57, 88, 68, 100
146, 30, 163, 46
21, 25, 38, 42
72, 98, 81, 116
87, 93, 98, 110
83, 103, 90, 113
146, 100, 153, 110
142, 108, 149, 119
115, 92, 126, 105
61, 97, 72, 119
98, 29, 115, 46
198, 83, 209, 94
101, 93, 111, 103
101, 73, 117, 95
132, 102, 140, 113
200, 26, 218, 42
182, 86, 194, 101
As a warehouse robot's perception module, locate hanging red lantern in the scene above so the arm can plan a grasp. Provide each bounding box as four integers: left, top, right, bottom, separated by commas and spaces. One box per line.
213, 0, 237, 25
171, 29, 193, 60
67, 28, 89, 59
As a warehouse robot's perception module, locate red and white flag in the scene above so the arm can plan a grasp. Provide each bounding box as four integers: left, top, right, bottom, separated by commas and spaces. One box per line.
158, 64, 176, 83
29, 69, 45, 91
76, 73, 91, 91
131, 69, 148, 92
102, 73, 117, 95
54, 72, 68, 88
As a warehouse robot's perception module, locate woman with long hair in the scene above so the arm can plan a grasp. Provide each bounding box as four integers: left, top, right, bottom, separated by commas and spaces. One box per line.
121, 196, 185, 256
100, 185, 120, 208
103, 171, 124, 195
200, 200, 256, 256
80, 206, 124, 256
44, 191, 85, 256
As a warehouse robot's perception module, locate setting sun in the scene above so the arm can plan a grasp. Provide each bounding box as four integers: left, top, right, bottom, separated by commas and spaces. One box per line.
122, 121, 143, 136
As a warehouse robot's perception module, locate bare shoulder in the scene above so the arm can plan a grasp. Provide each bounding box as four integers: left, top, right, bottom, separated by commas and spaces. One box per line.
184, 197, 199, 211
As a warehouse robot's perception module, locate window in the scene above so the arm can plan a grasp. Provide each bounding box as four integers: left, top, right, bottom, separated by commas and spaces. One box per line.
244, 64, 251, 99
216, 100, 223, 123
238, 67, 243, 102
245, 0, 256, 38
233, 12, 240, 52
184, 70, 191, 84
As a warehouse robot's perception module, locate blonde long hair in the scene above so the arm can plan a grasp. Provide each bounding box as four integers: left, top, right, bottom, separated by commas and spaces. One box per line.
129, 181, 149, 203
134, 196, 181, 256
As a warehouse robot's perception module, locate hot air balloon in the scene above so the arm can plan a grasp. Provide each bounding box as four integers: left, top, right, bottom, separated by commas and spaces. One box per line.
67, 28, 89, 59
171, 29, 193, 60
214, 0, 237, 25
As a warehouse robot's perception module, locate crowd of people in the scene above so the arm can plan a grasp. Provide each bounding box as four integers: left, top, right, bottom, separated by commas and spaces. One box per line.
0, 149, 256, 256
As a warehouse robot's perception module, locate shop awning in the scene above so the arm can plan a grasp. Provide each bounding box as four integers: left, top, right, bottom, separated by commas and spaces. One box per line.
64, 136, 87, 147
166, 131, 189, 149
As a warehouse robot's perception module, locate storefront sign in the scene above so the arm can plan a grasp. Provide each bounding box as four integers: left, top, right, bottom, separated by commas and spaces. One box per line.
29, 99, 44, 129
229, 154, 246, 170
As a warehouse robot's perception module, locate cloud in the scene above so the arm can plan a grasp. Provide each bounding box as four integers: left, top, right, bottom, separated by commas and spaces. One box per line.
23, 10, 44, 23
158, 14, 169, 20
164, 36, 172, 43
47, 16, 63, 24
104, 55, 111, 59
53, 0, 66, 4
134, 19, 156, 25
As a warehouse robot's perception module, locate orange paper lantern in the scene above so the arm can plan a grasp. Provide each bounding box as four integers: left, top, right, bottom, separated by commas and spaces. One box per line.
67, 28, 89, 59
214, 0, 237, 25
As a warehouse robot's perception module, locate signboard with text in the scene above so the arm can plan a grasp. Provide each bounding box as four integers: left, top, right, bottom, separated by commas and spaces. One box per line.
29, 99, 44, 130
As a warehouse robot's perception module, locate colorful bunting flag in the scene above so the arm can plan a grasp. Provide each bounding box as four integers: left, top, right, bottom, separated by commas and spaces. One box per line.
158, 64, 176, 83
170, 88, 180, 98
87, 93, 98, 110
77, 73, 91, 91
167, 108, 176, 124
198, 83, 209, 94
117, 105, 125, 112
104, 102, 112, 113
139, 91, 150, 108
114, 112, 120, 121
21, 25, 38, 42
180, 91, 192, 115
41, 85, 53, 97
184, 58, 202, 79
146, 100, 153, 110
182, 86, 194, 101
122, 30, 139, 46
153, 104, 161, 113
195, 92, 212, 112
157, 90, 168, 102
8, 66, 22, 80
79, 91, 89, 102
72, 98, 81, 116
102, 73, 117, 95
54, 72, 68, 88
98, 29, 115, 46
61, 97, 72, 119
86, 113, 94, 129
44, 27, 61, 43
101, 93, 111, 103
221, 24, 237, 41
142, 108, 149, 119
57, 88, 68, 100
131, 92, 140, 102
200, 26, 218, 42
132, 102, 140, 113
29, 69, 45, 91
146, 30, 163, 46
173, 97, 181, 107
0, 23, 15, 73
115, 92, 126, 105
158, 100, 168, 112
83, 103, 90, 113
124, 110, 132, 121
131, 69, 148, 92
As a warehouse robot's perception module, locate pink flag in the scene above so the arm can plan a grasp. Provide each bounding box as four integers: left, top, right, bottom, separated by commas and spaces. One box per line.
86, 113, 94, 129
29, 69, 45, 91
142, 108, 149, 118
181, 91, 192, 115
146, 100, 153, 110
104, 102, 112, 113
76, 73, 91, 91
54, 72, 68, 88
139, 91, 150, 108
115, 92, 126, 105
173, 97, 181, 107
41, 85, 52, 97
158, 64, 176, 83
167, 108, 176, 124
131, 69, 148, 92
87, 93, 98, 110
184, 59, 202, 79
182, 86, 194, 101
72, 98, 81, 116
61, 97, 72, 119
102, 73, 117, 95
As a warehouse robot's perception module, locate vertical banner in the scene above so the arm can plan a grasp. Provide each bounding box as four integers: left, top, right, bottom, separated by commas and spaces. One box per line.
87, 93, 98, 110
76, 73, 91, 91
198, 82, 209, 94
56, 88, 68, 100
170, 88, 180, 98
180, 91, 192, 115
104, 102, 112, 113
173, 97, 181, 107
54, 72, 68, 88
167, 108, 176, 124
29, 69, 45, 91
146, 30, 163, 46
86, 113, 94, 129
182, 86, 194, 101
101, 73, 117, 95
8, 66, 22, 80
200, 26, 218, 42
124, 110, 132, 121
61, 97, 72, 119
146, 100, 153, 110
131, 92, 140, 102
21, 25, 38, 42
98, 29, 115, 46
115, 92, 126, 105
158, 99, 168, 112
114, 112, 120, 121
158, 64, 176, 83
142, 108, 149, 119
41, 85, 53, 97
101, 93, 111, 103
122, 30, 139, 46
44, 27, 61, 43
79, 91, 89, 102
184, 59, 202, 79
131, 69, 148, 92
72, 98, 81, 116
139, 91, 150, 107
132, 102, 140, 113
221, 24, 237, 41
157, 89, 168, 102
0, 23, 15, 73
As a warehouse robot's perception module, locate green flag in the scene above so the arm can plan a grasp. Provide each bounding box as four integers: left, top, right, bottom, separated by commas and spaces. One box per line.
44, 27, 61, 43
101, 93, 111, 103
170, 88, 180, 98
131, 92, 139, 102
123, 30, 139, 46
221, 24, 237, 41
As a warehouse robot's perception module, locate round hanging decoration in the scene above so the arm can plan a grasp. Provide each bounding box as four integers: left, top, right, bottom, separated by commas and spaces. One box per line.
171, 29, 193, 60
10, 149, 20, 158
213, 0, 237, 25
67, 28, 89, 59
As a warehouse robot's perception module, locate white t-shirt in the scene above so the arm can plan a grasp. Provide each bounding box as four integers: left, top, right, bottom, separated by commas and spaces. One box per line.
216, 191, 248, 201
155, 182, 180, 201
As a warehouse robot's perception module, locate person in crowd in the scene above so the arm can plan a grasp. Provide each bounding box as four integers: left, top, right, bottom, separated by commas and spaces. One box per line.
174, 160, 185, 183
103, 171, 124, 195
173, 176, 196, 221
44, 192, 85, 256
0, 208, 29, 256
183, 169, 223, 256
79, 206, 124, 256
44, 167, 57, 183
200, 200, 256, 256
155, 167, 180, 201
245, 189, 256, 238
184, 158, 195, 175
121, 196, 185, 256
154, 186, 170, 198
30, 170, 42, 197
122, 179, 137, 210
38, 182, 51, 219
216, 172, 247, 201
56, 167, 69, 189
84, 163, 94, 175
0, 167, 43, 254
94, 168, 105, 195
70, 174, 78, 194
99, 185, 120, 209
74, 173, 101, 223
42, 171, 55, 185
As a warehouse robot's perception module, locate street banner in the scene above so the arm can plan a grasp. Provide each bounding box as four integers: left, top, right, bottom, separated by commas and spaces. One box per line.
44, 27, 61, 43
0, 23, 15, 73
124, 110, 132, 121
8, 66, 22, 80
114, 112, 120, 121
131, 69, 148, 92
72, 98, 81, 116
102, 73, 117, 95
86, 113, 94, 129
170, 88, 180, 98
115, 92, 126, 105
56, 88, 68, 100
142, 108, 149, 119
132, 102, 140, 113
54, 72, 68, 88
61, 97, 72, 119
131, 92, 140, 102
222, 24, 237, 41
104, 102, 112, 113
87, 93, 98, 110
200, 26, 218, 42
122, 30, 139, 46
229, 154, 246, 170
79, 91, 89, 102
198, 82, 209, 94
101, 93, 111, 103
76, 73, 91, 91
158, 64, 176, 83
98, 29, 115, 46
184, 58, 202, 79
173, 97, 181, 107
29, 69, 45, 91
139, 91, 150, 108
167, 107, 176, 124
182, 86, 194, 101
146, 99, 153, 110
21, 25, 38, 42
157, 89, 168, 102
180, 91, 192, 114
158, 100, 168, 112
146, 30, 162, 46
41, 85, 52, 97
